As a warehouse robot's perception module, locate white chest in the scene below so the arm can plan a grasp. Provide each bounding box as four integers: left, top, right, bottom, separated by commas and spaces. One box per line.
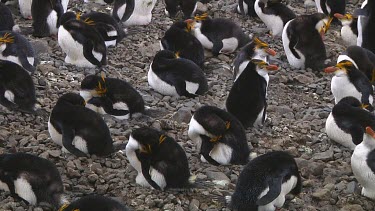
193, 28, 214, 50
221, 37, 239, 53
123, 0, 157, 26
47, 10, 58, 35
148, 65, 178, 96
14, 177, 37, 205
341, 25, 357, 46
237, 1, 249, 14
357, 16, 364, 47
282, 20, 305, 69
325, 112, 356, 150
331, 75, 363, 104
19, 0, 32, 19
255, 2, 284, 37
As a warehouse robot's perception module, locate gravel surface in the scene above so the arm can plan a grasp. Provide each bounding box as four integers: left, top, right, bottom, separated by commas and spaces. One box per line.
0, 0, 373, 210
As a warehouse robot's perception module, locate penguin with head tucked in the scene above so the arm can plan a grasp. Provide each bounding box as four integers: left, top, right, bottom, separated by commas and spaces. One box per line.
18, 0, 33, 19
0, 153, 66, 209
237, 0, 257, 17
112, 0, 157, 26
0, 31, 36, 74
254, 0, 296, 37
334, 13, 358, 46
160, 20, 204, 67
31, 0, 64, 37
59, 195, 129, 211
188, 105, 251, 166
314, 0, 345, 24
148, 50, 208, 98
226, 151, 302, 211
226, 59, 278, 128
0, 60, 36, 113
48, 93, 114, 157
282, 13, 330, 71
0, 3, 20, 32
164, 0, 197, 19
125, 127, 191, 191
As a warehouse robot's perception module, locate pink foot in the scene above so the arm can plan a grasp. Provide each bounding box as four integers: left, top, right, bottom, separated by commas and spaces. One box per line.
26, 16, 32, 20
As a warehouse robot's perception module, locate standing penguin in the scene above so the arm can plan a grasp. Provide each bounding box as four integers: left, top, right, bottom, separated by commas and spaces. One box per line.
0, 60, 36, 113
0, 3, 20, 32
226, 151, 302, 211
18, 0, 32, 19
125, 127, 191, 191
315, 0, 346, 23
357, 0, 375, 54
148, 50, 208, 98
254, 0, 296, 37
80, 73, 145, 120
188, 105, 251, 166
0, 153, 66, 208
282, 13, 330, 70
48, 93, 114, 157
334, 13, 358, 46
31, 0, 64, 37
60, 195, 129, 211
237, 0, 257, 17
112, 0, 157, 26
226, 59, 278, 128
0, 31, 36, 74
356, 0, 369, 47
164, 0, 197, 19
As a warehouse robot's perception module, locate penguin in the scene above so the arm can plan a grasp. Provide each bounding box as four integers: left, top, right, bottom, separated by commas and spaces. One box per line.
0, 60, 36, 113
80, 73, 145, 120
254, 0, 296, 37
0, 31, 36, 74
58, 12, 107, 67
112, 0, 157, 26
164, 0, 197, 19
282, 13, 330, 70
18, 0, 33, 19
334, 13, 358, 46
237, 0, 257, 17
0, 152, 66, 208
84, 0, 114, 5
0, 3, 20, 32
48, 93, 114, 157
59, 195, 129, 211
160, 20, 204, 67
185, 14, 251, 56
233, 37, 276, 81
188, 105, 251, 166
31, 0, 64, 37
226, 59, 278, 128
356, 0, 369, 47
226, 151, 302, 211
314, 0, 346, 23
125, 127, 191, 191
61, 0, 68, 12
356, 0, 375, 54
148, 50, 208, 98
324, 60, 374, 109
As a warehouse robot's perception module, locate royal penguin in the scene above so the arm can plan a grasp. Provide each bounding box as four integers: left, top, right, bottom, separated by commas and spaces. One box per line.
356, 0, 375, 54
125, 127, 191, 191
0, 153, 66, 208
84, 0, 114, 5
356, 0, 369, 47
314, 0, 345, 24
0, 60, 36, 113
112, 0, 157, 26
324, 60, 374, 109
160, 21, 204, 67
254, 0, 296, 37
226, 151, 302, 211
188, 105, 251, 166
237, 0, 257, 17
233, 37, 276, 81
282, 13, 330, 70
0, 3, 20, 32
80, 73, 145, 120
226, 59, 278, 128
31, 0, 64, 37
334, 13, 358, 46
164, 0, 197, 19
185, 14, 251, 56
18, 0, 33, 19
48, 93, 114, 157
58, 12, 107, 67
0, 31, 36, 73
59, 195, 129, 211
148, 50, 208, 98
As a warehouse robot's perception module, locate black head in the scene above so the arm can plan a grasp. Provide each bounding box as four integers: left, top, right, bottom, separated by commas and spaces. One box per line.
170, 21, 189, 31
337, 96, 362, 108
131, 127, 167, 155
59, 12, 76, 26
57, 93, 86, 107
81, 73, 107, 96
165, 0, 178, 18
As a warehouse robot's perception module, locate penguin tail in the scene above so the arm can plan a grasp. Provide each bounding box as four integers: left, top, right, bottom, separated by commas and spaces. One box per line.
12, 25, 21, 33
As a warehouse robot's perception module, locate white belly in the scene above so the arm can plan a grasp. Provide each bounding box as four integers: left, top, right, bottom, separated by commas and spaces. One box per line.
221, 37, 239, 53
207, 143, 233, 165
48, 119, 63, 146
14, 177, 37, 205
123, 0, 157, 26
341, 25, 358, 46
148, 64, 178, 96
255, 4, 284, 37
331, 75, 364, 104
19, 0, 32, 19
193, 28, 214, 50
357, 16, 364, 46
237, 1, 249, 14
352, 143, 375, 199
113, 102, 130, 120
47, 10, 58, 35
188, 116, 212, 152
72, 136, 88, 154
4, 90, 15, 103
282, 20, 305, 69
325, 112, 356, 150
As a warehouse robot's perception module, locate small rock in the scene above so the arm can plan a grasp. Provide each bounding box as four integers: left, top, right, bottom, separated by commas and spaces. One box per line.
294, 74, 313, 84
172, 108, 192, 123
189, 199, 200, 211
313, 148, 334, 161
340, 205, 363, 211
312, 188, 331, 201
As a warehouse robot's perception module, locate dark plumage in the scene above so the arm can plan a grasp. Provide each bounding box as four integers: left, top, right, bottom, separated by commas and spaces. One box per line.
164, 0, 197, 19
62, 195, 129, 211
0, 2, 19, 31
32, 0, 64, 37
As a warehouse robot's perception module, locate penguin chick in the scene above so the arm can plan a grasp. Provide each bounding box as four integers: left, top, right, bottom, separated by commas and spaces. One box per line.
18, 0, 33, 19
237, 0, 257, 17
0, 3, 20, 32
188, 105, 251, 166
254, 0, 296, 37
226, 59, 278, 128
227, 151, 302, 211
148, 50, 208, 98
31, 0, 64, 37
0, 153, 66, 208
315, 0, 346, 24
126, 127, 191, 191
164, 0, 197, 19
59, 195, 129, 211
112, 0, 157, 26
325, 60, 374, 109
80, 74, 145, 120
0, 60, 36, 113
48, 93, 114, 157
160, 20, 204, 67
334, 13, 358, 46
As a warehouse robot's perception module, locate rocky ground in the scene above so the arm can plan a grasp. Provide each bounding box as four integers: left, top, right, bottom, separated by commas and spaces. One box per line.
0, 0, 372, 210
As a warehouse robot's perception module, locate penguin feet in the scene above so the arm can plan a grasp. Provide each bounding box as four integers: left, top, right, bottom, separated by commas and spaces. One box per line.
361, 187, 375, 199
26, 16, 32, 20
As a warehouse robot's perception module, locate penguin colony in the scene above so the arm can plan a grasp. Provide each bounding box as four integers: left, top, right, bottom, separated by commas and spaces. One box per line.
1, 0, 375, 210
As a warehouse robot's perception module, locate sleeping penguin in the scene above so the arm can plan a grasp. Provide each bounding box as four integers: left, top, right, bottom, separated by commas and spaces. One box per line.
0, 31, 36, 74
18, 0, 33, 19
148, 50, 208, 98
58, 12, 107, 68
226, 59, 278, 128
315, 0, 345, 24
186, 14, 251, 56
160, 20, 204, 67
125, 127, 191, 191
0, 3, 20, 32
334, 13, 358, 46
0, 153, 66, 209
59, 195, 129, 211
164, 0, 197, 19
237, 0, 257, 17
112, 0, 157, 26
31, 0, 64, 37
324, 60, 374, 109
188, 105, 251, 166
48, 93, 114, 157
254, 0, 296, 37
233, 37, 276, 81
80, 73, 145, 120
282, 13, 330, 71
0, 60, 36, 113
226, 151, 302, 211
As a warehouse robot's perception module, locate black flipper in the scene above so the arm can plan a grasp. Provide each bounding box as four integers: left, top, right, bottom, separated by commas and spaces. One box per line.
256, 176, 283, 206
200, 136, 220, 166
238, 0, 245, 15
366, 150, 375, 174
174, 79, 198, 98
121, 0, 135, 23
138, 154, 162, 190
350, 124, 365, 145
287, 24, 301, 59
212, 40, 223, 56
62, 126, 87, 157
82, 40, 102, 67
100, 97, 130, 116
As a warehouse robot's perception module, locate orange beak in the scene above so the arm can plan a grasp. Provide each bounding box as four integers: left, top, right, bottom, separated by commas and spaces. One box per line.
324, 66, 337, 73
265, 48, 277, 56
334, 13, 345, 19
366, 126, 375, 139
266, 65, 279, 71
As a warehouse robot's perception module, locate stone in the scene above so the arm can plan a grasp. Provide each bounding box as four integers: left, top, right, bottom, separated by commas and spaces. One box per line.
312, 188, 331, 200
172, 108, 192, 123
313, 148, 334, 161
340, 205, 364, 211
189, 199, 200, 211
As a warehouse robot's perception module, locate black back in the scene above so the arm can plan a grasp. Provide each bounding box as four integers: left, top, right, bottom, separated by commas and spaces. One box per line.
112, 0, 135, 22
324, 0, 346, 22
362, 0, 375, 54
238, 0, 257, 17
258, 0, 296, 24
32, 0, 64, 37
350, 17, 358, 36
63, 195, 129, 211
0, 3, 15, 31
344, 46, 375, 82
165, 0, 197, 19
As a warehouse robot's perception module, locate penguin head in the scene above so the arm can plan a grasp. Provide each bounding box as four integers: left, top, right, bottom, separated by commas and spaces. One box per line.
324, 60, 356, 76
184, 13, 209, 32
59, 12, 76, 27
57, 93, 86, 107
171, 21, 190, 32
152, 50, 179, 69
364, 126, 375, 145
253, 37, 276, 57
81, 73, 107, 97
334, 13, 355, 26
0, 32, 15, 47
129, 127, 167, 155
251, 59, 279, 72
312, 13, 332, 38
